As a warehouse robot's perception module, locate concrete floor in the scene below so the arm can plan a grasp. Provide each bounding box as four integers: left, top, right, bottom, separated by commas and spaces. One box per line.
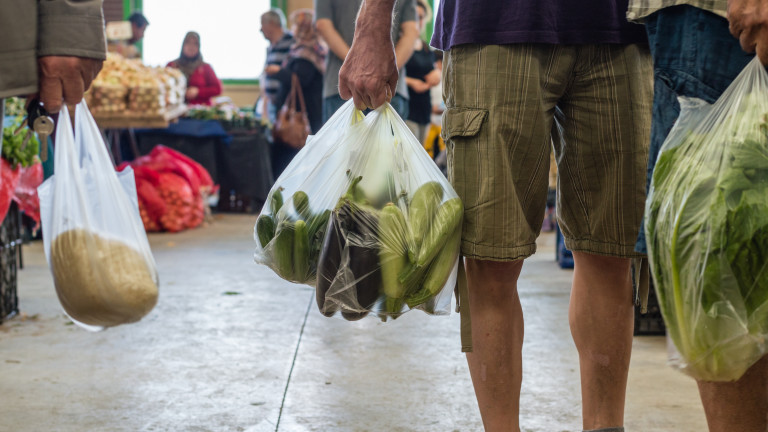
0, 214, 708, 432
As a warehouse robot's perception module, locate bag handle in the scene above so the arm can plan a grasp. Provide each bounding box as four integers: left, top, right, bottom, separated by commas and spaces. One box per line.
289, 73, 308, 115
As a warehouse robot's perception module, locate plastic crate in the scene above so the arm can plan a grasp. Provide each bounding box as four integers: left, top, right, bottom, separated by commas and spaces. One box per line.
555, 224, 574, 269
634, 279, 666, 336
0, 203, 23, 324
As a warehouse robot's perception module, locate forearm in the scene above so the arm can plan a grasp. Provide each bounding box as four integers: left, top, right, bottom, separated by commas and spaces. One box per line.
38, 0, 106, 59
316, 19, 351, 61
355, 0, 397, 42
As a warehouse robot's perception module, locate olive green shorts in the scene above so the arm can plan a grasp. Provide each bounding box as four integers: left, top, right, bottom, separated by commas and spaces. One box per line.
442, 44, 652, 261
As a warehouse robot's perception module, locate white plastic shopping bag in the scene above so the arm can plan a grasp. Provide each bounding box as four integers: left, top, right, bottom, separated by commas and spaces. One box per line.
255, 101, 462, 321
38, 101, 159, 331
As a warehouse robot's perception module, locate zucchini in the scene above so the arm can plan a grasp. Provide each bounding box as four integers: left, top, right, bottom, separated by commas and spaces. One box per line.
406, 225, 461, 308
273, 221, 295, 281
378, 203, 409, 315
293, 220, 310, 283
269, 187, 285, 215
407, 182, 444, 262
415, 198, 463, 267
293, 190, 311, 220
255, 214, 276, 248
399, 198, 463, 286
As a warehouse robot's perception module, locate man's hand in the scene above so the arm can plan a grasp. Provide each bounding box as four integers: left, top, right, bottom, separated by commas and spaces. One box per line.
265, 65, 281, 76
338, 0, 398, 110
728, 0, 768, 64
38, 56, 103, 113
424, 69, 441, 87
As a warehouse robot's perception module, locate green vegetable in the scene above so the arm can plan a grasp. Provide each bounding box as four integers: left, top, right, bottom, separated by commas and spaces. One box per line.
269, 187, 285, 215
646, 91, 768, 381
406, 225, 461, 308
273, 221, 295, 281
407, 181, 443, 262
2, 117, 40, 168
399, 198, 463, 286
293, 220, 310, 282
378, 203, 409, 315
256, 214, 276, 248
293, 191, 311, 220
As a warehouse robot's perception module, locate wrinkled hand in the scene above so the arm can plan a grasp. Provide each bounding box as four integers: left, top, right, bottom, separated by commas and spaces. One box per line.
186, 86, 200, 100
424, 69, 441, 87
339, 33, 398, 110
265, 65, 281, 76
728, 0, 768, 63
37, 56, 103, 113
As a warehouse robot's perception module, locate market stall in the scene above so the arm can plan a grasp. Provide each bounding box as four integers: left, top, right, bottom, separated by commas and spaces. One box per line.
133, 105, 274, 213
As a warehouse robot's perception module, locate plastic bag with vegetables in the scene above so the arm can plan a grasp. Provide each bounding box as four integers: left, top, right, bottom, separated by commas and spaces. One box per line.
38, 101, 159, 331
255, 100, 463, 321
646, 58, 768, 381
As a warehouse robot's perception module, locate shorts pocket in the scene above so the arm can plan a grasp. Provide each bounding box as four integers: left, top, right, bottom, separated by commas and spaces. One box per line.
441, 107, 488, 140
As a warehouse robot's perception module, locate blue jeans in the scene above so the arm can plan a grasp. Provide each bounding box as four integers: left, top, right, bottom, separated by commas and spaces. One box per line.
322, 93, 410, 125
635, 5, 754, 253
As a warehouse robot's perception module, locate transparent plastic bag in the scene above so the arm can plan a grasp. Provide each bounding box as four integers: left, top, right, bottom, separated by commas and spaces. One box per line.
255, 101, 462, 321
645, 58, 768, 381
38, 101, 159, 331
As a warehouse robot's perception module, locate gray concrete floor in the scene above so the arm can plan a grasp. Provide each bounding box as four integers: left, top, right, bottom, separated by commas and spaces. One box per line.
0, 214, 707, 432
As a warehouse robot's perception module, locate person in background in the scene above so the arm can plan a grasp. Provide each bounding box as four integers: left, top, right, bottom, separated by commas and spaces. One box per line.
315, 0, 419, 122
339, 1, 652, 432
626, 1, 768, 431
167, 32, 222, 106
110, 12, 149, 60
404, 0, 440, 145
270, 9, 328, 177
0, 0, 105, 116
260, 9, 295, 123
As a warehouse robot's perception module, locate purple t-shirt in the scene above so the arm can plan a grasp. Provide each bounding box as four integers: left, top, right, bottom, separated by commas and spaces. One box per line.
431, 0, 647, 50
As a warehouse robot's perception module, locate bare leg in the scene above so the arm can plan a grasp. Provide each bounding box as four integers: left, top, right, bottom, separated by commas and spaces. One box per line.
465, 258, 525, 432
570, 252, 634, 430
697, 354, 768, 432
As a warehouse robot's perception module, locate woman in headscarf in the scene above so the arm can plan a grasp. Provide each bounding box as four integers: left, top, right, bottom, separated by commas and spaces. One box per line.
167, 32, 222, 106
269, 9, 328, 176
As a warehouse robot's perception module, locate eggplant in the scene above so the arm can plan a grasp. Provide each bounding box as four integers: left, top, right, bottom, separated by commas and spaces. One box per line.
316, 213, 343, 317
337, 201, 382, 321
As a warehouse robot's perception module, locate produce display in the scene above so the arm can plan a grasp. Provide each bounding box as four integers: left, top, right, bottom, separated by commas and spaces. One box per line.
2, 117, 43, 225
3, 97, 26, 118
51, 228, 159, 327
186, 103, 260, 130
646, 59, 768, 382
119, 145, 215, 233
86, 53, 186, 117
255, 101, 463, 321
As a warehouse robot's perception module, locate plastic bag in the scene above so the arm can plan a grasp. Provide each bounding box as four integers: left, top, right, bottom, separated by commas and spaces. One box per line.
38, 101, 159, 331
255, 101, 463, 321
645, 58, 768, 381
12, 161, 44, 229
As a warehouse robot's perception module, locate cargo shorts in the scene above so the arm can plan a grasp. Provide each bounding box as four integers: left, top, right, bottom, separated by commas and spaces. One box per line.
442, 43, 653, 261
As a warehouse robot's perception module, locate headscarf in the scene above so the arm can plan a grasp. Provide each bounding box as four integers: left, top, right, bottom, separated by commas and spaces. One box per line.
172, 32, 204, 81
284, 10, 327, 74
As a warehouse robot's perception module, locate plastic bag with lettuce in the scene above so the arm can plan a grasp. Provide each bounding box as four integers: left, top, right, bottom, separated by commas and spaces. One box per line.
645, 58, 768, 382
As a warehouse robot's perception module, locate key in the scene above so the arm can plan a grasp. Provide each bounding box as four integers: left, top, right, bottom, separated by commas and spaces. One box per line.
33, 116, 54, 162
